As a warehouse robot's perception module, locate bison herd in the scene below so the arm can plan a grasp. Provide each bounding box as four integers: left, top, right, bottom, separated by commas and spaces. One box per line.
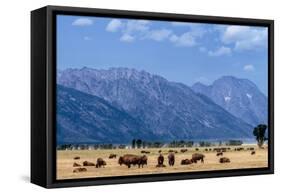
72, 147, 257, 173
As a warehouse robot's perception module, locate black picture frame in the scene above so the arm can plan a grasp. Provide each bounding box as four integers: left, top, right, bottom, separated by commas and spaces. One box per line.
31, 5, 274, 188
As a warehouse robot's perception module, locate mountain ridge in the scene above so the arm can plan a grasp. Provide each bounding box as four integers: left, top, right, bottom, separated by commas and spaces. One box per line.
57, 67, 255, 143
191, 76, 267, 126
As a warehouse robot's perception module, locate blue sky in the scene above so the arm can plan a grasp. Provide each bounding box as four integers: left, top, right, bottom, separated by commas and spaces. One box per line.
57, 15, 268, 95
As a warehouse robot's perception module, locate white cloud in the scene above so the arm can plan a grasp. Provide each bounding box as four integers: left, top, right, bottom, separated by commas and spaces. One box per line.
243, 64, 255, 71
72, 18, 93, 26
208, 46, 232, 57
145, 29, 172, 41
124, 20, 150, 34
120, 34, 135, 42
105, 19, 206, 47
170, 32, 196, 47
106, 19, 122, 32
222, 26, 267, 51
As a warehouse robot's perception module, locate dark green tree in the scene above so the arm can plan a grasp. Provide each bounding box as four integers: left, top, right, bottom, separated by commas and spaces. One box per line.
253, 124, 268, 148
136, 139, 142, 149
132, 139, 136, 149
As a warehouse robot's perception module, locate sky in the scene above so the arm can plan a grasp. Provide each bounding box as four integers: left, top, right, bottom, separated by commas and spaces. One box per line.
57, 15, 268, 95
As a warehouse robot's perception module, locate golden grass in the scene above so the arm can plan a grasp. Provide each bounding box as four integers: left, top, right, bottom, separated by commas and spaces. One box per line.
56, 145, 268, 180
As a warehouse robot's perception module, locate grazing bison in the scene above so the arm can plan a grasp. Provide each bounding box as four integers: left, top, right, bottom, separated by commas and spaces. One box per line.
216, 152, 223, 156
181, 159, 192, 165
73, 162, 81, 167
195, 148, 199, 151
73, 156, 80, 160
157, 154, 164, 165
141, 150, 150, 154
139, 155, 148, 167
219, 157, 230, 163
192, 153, 205, 163
168, 153, 175, 166
118, 154, 147, 168
158, 150, 162, 153
96, 158, 106, 168
73, 167, 87, 173
109, 154, 117, 159
156, 164, 166, 167
180, 149, 188, 153
83, 161, 95, 166
251, 151, 256, 155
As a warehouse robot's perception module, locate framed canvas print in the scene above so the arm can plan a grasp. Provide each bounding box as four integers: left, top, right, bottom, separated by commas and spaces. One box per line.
31, 5, 274, 188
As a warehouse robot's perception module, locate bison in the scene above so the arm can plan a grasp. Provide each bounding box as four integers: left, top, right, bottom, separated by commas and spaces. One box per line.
83, 161, 95, 166
73, 167, 87, 173
109, 154, 117, 159
251, 151, 256, 155
73, 162, 81, 167
73, 156, 80, 160
118, 154, 147, 168
192, 153, 205, 163
219, 157, 230, 163
180, 149, 188, 153
96, 158, 106, 168
156, 164, 166, 167
141, 150, 150, 154
216, 152, 223, 156
181, 159, 192, 165
168, 153, 175, 166
157, 154, 164, 165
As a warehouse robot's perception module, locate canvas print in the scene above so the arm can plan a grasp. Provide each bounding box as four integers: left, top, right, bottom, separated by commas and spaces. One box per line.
56, 15, 269, 180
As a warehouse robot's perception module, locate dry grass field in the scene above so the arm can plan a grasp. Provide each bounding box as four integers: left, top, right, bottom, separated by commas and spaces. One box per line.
57, 145, 268, 180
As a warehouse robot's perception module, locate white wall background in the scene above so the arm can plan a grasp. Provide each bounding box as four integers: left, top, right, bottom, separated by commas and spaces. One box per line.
0, 0, 278, 193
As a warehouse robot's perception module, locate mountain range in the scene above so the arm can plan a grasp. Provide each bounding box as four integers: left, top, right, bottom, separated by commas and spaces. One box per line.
191, 76, 267, 126
56, 67, 265, 144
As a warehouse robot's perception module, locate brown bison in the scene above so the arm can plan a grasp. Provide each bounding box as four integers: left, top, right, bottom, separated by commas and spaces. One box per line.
192, 153, 205, 163
195, 148, 199, 151
216, 152, 223, 156
157, 154, 164, 165
141, 150, 150, 154
158, 150, 162, 153
109, 154, 117, 159
181, 149, 188, 153
73, 162, 81, 167
96, 158, 106, 168
83, 161, 95, 166
73, 156, 80, 160
168, 153, 175, 166
181, 159, 193, 165
251, 151, 256, 155
156, 164, 166, 167
219, 157, 230, 163
73, 167, 87, 173
118, 154, 147, 168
